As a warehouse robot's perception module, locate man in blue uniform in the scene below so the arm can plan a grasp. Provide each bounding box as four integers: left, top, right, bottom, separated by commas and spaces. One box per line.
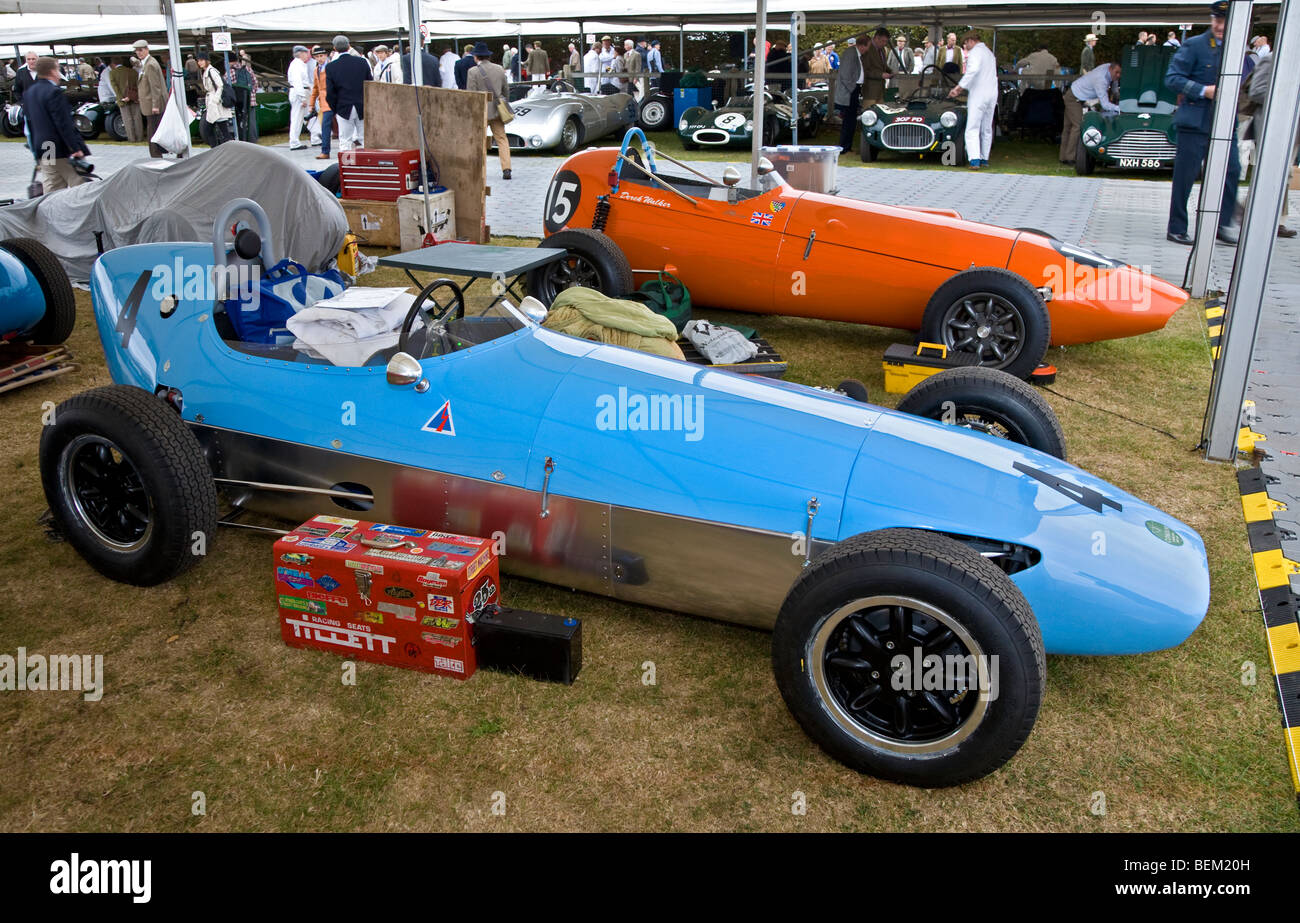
1165, 1, 1241, 245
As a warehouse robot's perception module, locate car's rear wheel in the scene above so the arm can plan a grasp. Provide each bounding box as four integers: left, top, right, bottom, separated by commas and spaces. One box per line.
761, 118, 778, 146
106, 110, 127, 141
772, 528, 1045, 787
558, 117, 581, 155
919, 268, 1050, 380
527, 228, 634, 305
1075, 135, 1095, 175
0, 237, 76, 344
950, 131, 966, 165
637, 96, 670, 132
895, 366, 1067, 459
40, 386, 218, 586
73, 113, 99, 139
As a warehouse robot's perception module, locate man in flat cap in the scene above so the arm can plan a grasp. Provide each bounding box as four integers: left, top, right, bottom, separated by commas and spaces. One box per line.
133, 39, 166, 156
286, 43, 314, 150
1165, 1, 1241, 245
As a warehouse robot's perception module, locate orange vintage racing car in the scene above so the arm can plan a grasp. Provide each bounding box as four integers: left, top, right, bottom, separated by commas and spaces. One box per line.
531, 130, 1187, 379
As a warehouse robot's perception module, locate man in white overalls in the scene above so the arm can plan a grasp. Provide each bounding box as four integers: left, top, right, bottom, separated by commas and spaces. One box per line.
949, 31, 997, 168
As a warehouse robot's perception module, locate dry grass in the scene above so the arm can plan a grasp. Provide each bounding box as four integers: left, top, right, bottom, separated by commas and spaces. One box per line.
0, 240, 1294, 832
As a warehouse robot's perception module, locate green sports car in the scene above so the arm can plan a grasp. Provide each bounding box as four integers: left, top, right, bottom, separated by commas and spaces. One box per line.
192, 90, 291, 143
1076, 44, 1178, 174
677, 87, 820, 149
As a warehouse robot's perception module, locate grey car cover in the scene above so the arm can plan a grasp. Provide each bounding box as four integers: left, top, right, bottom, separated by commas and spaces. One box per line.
0, 141, 347, 283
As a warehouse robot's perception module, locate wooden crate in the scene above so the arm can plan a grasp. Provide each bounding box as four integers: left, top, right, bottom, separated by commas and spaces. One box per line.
339, 198, 401, 249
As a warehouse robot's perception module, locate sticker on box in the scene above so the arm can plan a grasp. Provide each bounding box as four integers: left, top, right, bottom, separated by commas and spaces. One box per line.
427, 594, 455, 614
362, 611, 385, 625
298, 537, 357, 552
434, 656, 465, 673
281, 553, 314, 565
379, 602, 417, 621
304, 590, 348, 607
276, 567, 314, 589
383, 586, 414, 599
424, 541, 478, 556
318, 575, 340, 592
424, 633, 462, 647
346, 560, 384, 574
422, 615, 460, 630
416, 572, 447, 588
279, 595, 326, 615
284, 616, 396, 654
370, 524, 425, 536
313, 516, 360, 527
465, 549, 491, 582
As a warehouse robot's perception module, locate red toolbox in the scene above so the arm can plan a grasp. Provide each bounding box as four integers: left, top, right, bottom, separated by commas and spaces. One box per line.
273, 515, 499, 679
338, 148, 422, 201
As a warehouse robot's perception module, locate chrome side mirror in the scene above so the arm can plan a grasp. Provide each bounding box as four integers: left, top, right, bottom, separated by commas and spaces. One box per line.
721, 165, 742, 186
518, 295, 548, 323
757, 157, 776, 176
386, 352, 423, 387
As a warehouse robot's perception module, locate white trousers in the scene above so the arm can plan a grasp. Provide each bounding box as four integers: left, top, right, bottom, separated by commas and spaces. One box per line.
335, 110, 363, 150
965, 93, 996, 162
308, 114, 321, 144
288, 92, 308, 146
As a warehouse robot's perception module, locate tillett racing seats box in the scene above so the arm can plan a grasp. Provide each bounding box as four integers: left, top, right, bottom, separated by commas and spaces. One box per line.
273, 515, 499, 679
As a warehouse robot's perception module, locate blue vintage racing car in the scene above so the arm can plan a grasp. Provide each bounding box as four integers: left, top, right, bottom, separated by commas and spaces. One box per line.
1, 237, 75, 344
39, 201, 1209, 787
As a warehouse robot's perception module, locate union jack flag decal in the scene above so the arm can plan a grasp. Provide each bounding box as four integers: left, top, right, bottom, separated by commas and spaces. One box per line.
750, 211, 773, 227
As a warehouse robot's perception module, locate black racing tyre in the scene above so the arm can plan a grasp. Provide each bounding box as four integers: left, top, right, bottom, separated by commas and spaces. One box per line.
73, 113, 99, 139
527, 228, 634, 305
919, 267, 1050, 380
859, 129, 878, 162
682, 139, 699, 150
557, 117, 581, 155
1075, 135, 1095, 175
106, 110, 127, 141
895, 366, 1067, 459
637, 96, 671, 132
772, 528, 1045, 787
837, 378, 870, 404
761, 118, 777, 146
0, 237, 76, 345
40, 386, 218, 586
951, 131, 966, 165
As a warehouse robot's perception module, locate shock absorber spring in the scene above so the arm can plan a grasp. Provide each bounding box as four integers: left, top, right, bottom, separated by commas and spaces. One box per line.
591, 196, 610, 231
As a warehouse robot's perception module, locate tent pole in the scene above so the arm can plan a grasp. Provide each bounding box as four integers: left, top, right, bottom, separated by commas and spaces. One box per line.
162, 0, 190, 158
406, 0, 434, 242
751, 0, 767, 185
1204, 0, 1300, 459
679, 19, 684, 71
789, 12, 798, 144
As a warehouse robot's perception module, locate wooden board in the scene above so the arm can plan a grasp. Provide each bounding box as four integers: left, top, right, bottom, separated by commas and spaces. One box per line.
364, 82, 488, 243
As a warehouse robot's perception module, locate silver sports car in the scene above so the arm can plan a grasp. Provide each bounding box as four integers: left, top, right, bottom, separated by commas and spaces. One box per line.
490, 80, 638, 154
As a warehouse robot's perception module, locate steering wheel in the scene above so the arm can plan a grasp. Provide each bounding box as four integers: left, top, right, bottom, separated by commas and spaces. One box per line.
548, 79, 576, 94
397, 278, 466, 359
918, 63, 959, 92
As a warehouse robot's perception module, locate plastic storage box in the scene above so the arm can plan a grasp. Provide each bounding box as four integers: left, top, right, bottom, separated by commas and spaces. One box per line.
760, 144, 841, 194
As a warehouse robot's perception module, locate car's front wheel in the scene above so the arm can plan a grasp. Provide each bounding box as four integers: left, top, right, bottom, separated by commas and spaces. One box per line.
557, 117, 581, 155
859, 129, 878, 162
40, 386, 218, 586
1075, 135, 1095, 175
919, 267, 1051, 380
772, 529, 1045, 787
895, 366, 1067, 459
